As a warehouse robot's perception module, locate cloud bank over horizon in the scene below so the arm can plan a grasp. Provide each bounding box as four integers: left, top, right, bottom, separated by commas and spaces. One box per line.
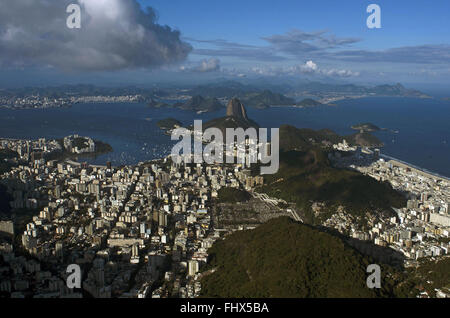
180, 58, 221, 73
0, 1, 448, 85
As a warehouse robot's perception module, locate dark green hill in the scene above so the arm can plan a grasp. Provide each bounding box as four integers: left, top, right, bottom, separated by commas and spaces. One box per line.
217, 188, 251, 203
179, 95, 223, 112
289, 82, 429, 98
201, 217, 396, 298
279, 124, 383, 150
402, 257, 450, 297
242, 90, 295, 109
260, 149, 405, 225
279, 125, 343, 151
346, 132, 384, 147
258, 125, 405, 226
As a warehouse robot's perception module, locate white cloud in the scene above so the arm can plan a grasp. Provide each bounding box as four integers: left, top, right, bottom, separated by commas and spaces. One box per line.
323, 68, 360, 77
0, 0, 191, 71
180, 58, 221, 72
299, 60, 318, 73
289, 60, 359, 77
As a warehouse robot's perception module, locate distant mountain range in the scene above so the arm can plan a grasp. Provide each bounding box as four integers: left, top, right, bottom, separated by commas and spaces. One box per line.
177, 95, 223, 112
179, 81, 429, 109
287, 82, 428, 97
148, 95, 223, 113
0, 81, 430, 111
241, 90, 295, 108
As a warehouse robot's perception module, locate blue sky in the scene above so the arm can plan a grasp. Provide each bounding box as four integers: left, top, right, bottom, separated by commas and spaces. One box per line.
0, 0, 449, 88
137, 0, 450, 86
142, 0, 449, 48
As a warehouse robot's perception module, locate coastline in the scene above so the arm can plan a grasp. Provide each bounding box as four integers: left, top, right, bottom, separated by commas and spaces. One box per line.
380, 153, 450, 181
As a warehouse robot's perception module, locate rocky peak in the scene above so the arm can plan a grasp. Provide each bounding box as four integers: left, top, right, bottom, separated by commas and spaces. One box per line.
226, 98, 248, 121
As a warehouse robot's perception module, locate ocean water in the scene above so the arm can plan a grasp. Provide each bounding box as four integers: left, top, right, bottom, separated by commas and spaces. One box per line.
0, 97, 449, 177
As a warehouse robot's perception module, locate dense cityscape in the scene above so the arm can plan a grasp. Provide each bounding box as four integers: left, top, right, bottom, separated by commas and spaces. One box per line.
0, 132, 449, 298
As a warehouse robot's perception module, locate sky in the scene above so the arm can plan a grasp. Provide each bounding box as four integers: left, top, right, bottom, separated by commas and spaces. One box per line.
0, 0, 449, 89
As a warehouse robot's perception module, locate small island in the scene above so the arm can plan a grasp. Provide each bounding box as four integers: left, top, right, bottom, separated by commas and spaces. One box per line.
351, 122, 381, 132
346, 132, 384, 148
157, 118, 183, 134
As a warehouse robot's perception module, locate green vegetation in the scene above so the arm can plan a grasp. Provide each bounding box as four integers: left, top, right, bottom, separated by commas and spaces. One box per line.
217, 188, 251, 203
278, 124, 382, 150
259, 149, 405, 225
346, 132, 383, 147
278, 125, 343, 151
394, 257, 450, 297
258, 125, 405, 226
413, 258, 450, 295
72, 137, 90, 149
0, 149, 19, 174
201, 217, 398, 298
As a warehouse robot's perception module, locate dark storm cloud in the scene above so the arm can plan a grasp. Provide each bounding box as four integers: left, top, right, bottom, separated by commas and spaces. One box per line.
186, 30, 359, 62
186, 38, 286, 62
193, 48, 286, 62
262, 29, 361, 55
0, 0, 192, 71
